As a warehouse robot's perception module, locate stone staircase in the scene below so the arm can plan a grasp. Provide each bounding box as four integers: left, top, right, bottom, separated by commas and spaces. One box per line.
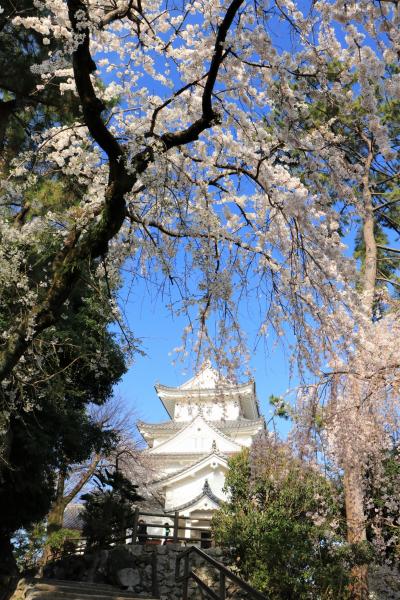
20, 579, 158, 600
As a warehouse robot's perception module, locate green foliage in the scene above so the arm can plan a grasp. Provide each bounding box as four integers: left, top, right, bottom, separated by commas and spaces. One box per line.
269, 394, 291, 420
213, 443, 350, 599
271, 54, 400, 305
0, 14, 133, 564
81, 469, 142, 549
13, 524, 81, 571
46, 528, 81, 558
0, 274, 128, 560
0, 2, 80, 176
13, 523, 47, 571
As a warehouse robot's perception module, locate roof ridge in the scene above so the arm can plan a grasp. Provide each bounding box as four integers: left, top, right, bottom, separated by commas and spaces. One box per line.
204, 417, 243, 447
156, 380, 254, 393
145, 414, 202, 454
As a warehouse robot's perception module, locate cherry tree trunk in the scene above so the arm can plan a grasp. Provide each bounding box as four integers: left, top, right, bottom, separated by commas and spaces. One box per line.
343, 463, 369, 600
41, 472, 67, 567
343, 141, 375, 600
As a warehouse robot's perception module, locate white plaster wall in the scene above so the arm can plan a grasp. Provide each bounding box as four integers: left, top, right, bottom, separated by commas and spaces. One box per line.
146, 404, 263, 517
151, 458, 196, 477
152, 434, 176, 448
174, 400, 240, 422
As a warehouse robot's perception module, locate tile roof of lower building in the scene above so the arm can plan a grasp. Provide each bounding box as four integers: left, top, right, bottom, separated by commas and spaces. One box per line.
63, 503, 84, 531
143, 451, 237, 460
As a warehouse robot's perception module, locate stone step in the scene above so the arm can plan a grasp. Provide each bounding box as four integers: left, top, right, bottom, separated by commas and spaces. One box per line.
32, 580, 144, 598
27, 593, 154, 600
24, 579, 157, 600
31, 580, 121, 593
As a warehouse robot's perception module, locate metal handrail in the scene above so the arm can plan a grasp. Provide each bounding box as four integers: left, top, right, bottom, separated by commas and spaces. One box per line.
175, 545, 267, 600
62, 505, 215, 569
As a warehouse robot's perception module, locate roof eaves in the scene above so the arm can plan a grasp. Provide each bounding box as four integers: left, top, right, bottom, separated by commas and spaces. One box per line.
151, 452, 228, 485
169, 479, 222, 512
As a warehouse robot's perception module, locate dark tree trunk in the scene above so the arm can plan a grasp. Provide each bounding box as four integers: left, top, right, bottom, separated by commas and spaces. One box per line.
0, 531, 18, 580
344, 463, 369, 600
41, 471, 67, 567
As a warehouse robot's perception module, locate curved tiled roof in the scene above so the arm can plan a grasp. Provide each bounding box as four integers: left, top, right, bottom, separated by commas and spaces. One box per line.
154, 363, 260, 420
151, 451, 228, 485
202, 416, 247, 447
138, 417, 264, 432
178, 363, 230, 390
147, 451, 236, 458
145, 414, 242, 455
169, 479, 222, 512
156, 380, 254, 397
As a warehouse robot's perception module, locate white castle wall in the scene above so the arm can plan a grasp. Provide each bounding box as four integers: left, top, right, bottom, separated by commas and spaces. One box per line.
174, 399, 240, 422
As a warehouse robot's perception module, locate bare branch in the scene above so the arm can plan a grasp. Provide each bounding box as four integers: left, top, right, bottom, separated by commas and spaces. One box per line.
373, 198, 400, 211
377, 245, 400, 254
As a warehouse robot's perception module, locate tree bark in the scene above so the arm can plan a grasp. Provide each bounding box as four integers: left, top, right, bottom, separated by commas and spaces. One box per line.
0, 531, 18, 580
42, 454, 101, 566
343, 136, 376, 599
0, 0, 244, 473
361, 138, 377, 312
344, 462, 369, 600
0, 0, 245, 390
41, 471, 67, 567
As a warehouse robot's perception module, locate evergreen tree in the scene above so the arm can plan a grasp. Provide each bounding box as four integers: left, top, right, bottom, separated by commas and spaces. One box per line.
0, 0, 81, 165
0, 275, 129, 578
213, 440, 349, 599
81, 468, 142, 550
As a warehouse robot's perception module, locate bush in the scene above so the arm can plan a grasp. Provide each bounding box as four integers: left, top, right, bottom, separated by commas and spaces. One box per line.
212, 441, 351, 599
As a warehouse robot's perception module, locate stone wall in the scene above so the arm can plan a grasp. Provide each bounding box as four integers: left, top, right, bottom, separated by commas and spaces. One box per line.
44, 544, 247, 600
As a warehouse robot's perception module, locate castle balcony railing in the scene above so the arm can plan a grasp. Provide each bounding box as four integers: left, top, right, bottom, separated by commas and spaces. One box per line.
130, 507, 213, 547
64, 507, 214, 553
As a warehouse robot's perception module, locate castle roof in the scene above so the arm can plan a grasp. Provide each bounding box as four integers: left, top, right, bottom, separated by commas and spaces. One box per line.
178, 361, 230, 390
169, 479, 222, 512
151, 451, 229, 486
146, 414, 242, 455
137, 417, 265, 440
63, 503, 84, 531
155, 363, 259, 419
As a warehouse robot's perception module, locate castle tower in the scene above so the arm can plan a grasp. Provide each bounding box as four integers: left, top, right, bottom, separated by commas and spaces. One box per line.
137, 362, 265, 532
